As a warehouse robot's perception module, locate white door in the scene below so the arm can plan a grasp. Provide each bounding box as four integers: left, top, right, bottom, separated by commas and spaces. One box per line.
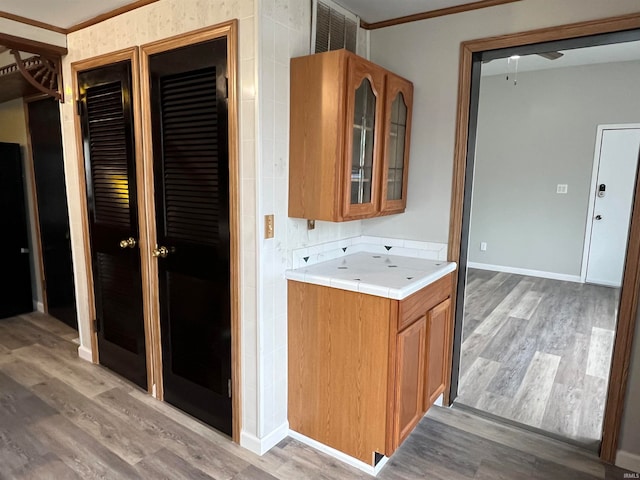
585, 127, 640, 287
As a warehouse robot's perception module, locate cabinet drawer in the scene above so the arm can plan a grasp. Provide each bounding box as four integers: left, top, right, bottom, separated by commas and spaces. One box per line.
398, 274, 452, 331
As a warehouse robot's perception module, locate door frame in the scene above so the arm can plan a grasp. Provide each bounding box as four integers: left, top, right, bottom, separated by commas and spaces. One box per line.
581, 123, 640, 284
139, 21, 241, 442
447, 12, 640, 463
71, 47, 154, 388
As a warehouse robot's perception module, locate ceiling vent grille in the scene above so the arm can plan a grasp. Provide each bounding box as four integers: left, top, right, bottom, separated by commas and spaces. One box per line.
311, 0, 359, 54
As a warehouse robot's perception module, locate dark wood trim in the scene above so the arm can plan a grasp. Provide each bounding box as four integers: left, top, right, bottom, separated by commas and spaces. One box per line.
139, 20, 242, 444
0, 11, 67, 34
447, 12, 640, 464
359, 0, 521, 30
602, 155, 640, 461
0, 32, 67, 56
66, 0, 161, 33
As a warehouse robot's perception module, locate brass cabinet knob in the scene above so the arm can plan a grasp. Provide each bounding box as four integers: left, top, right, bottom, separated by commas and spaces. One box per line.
119, 237, 137, 249
152, 245, 169, 258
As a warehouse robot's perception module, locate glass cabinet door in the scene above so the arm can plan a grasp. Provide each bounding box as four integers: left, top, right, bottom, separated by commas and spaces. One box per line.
381, 76, 413, 214
387, 93, 408, 201
351, 78, 376, 205
343, 59, 385, 219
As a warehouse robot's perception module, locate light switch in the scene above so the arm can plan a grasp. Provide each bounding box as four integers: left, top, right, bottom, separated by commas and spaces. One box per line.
557, 184, 568, 194
265, 214, 274, 239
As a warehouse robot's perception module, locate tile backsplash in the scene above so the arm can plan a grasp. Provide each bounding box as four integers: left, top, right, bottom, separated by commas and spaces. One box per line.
291, 235, 448, 269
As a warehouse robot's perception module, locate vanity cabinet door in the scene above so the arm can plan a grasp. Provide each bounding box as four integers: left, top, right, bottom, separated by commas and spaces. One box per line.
342, 57, 386, 220
381, 75, 413, 215
425, 298, 451, 409
393, 316, 427, 448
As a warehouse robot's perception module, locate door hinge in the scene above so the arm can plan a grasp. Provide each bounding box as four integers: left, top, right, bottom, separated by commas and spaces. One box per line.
93, 318, 100, 333
76, 99, 82, 116
228, 378, 232, 398
224, 77, 229, 99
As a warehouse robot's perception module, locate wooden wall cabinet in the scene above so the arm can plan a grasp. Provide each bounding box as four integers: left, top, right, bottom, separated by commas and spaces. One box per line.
288, 273, 453, 466
289, 49, 413, 222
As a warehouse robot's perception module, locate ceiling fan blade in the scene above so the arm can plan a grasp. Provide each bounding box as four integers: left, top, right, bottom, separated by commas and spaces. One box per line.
537, 51, 564, 60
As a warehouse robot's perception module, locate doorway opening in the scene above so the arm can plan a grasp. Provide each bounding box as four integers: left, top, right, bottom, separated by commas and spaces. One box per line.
448, 24, 640, 458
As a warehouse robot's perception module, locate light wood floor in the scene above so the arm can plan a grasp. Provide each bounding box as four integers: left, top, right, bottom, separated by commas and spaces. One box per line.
457, 269, 619, 447
0, 312, 631, 479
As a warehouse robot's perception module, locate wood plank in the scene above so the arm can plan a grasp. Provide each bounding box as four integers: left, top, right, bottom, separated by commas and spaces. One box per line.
457, 357, 500, 398
94, 387, 250, 479
510, 351, 561, 427
134, 448, 214, 479
31, 378, 163, 464
473, 280, 534, 336
585, 327, 615, 380
30, 415, 142, 478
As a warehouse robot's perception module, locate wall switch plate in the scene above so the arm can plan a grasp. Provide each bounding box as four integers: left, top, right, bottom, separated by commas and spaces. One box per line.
480, 242, 487, 251
265, 214, 274, 239
557, 184, 568, 194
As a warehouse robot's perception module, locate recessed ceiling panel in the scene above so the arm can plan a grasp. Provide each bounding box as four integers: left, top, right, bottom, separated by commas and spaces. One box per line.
1, 0, 139, 29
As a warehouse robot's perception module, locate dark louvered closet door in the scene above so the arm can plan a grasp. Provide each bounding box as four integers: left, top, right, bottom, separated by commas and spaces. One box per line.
78, 62, 147, 389
149, 38, 232, 435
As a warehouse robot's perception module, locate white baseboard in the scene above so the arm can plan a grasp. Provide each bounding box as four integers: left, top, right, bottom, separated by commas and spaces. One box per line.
77, 345, 93, 363
467, 262, 582, 283
240, 421, 289, 456
616, 450, 640, 473
35, 301, 45, 313
289, 429, 389, 476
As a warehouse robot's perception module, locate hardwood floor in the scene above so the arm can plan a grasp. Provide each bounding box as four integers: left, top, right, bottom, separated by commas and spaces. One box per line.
457, 269, 619, 447
0, 312, 632, 479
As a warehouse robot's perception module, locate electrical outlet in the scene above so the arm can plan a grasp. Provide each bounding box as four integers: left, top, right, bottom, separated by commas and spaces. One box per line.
480, 242, 487, 251
557, 184, 568, 194
265, 214, 274, 239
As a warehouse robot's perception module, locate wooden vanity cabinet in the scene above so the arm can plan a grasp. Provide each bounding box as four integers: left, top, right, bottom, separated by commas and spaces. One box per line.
288, 273, 453, 466
289, 49, 413, 222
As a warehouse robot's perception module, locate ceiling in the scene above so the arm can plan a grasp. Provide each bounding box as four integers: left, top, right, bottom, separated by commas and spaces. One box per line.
0, 0, 137, 29
336, 0, 488, 23
482, 40, 640, 76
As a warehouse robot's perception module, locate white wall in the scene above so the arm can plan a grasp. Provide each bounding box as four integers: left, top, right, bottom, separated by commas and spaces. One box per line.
257, 0, 365, 445
0, 98, 44, 309
364, 0, 640, 463
468, 61, 640, 277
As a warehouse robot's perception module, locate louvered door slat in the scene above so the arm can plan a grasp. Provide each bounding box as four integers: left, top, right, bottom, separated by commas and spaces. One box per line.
85, 81, 132, 229
159, 66, 220, 246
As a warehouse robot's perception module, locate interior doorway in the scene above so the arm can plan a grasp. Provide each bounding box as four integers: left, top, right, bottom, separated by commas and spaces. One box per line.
0, 142, 33, 319
583, 125, 640, 287
448, 23, 640, 459
25, 96, 77, 329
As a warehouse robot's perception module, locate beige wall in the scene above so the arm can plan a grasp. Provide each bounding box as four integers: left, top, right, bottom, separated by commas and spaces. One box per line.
60, 0, 260, 442
365, 0, 640, 466
0, 98, 43, 308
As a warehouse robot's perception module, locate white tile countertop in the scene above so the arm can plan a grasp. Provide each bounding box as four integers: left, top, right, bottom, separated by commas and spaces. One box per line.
285, 252, 457, 300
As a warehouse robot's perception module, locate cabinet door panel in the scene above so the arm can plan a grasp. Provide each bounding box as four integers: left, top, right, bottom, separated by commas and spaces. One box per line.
394, 316, 426, 448
425, 298, 451, 409
381, 75, 413, 214
343, 57, 385, 219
